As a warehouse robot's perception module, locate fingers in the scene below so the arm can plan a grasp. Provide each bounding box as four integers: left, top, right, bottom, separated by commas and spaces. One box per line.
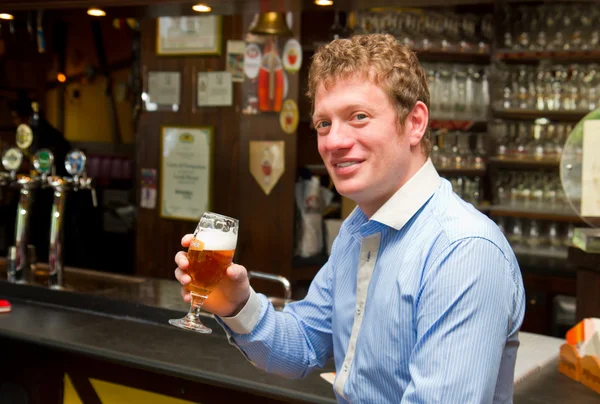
181, 234, 194, 247
174, 267, 191, 285
226, 264, 247, 282
180, 285, 191, 303
174, 251, 189, 270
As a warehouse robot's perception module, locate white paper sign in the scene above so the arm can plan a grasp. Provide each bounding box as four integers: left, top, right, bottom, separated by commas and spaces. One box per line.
161, 127, 212, 221
581, 120, 600, 217
147, 72, 181, 108
197, 71, 233, 107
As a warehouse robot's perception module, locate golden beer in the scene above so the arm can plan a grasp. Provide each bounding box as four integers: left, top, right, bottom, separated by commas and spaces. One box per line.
170, 211, 238, 333
187, 239, 234, 296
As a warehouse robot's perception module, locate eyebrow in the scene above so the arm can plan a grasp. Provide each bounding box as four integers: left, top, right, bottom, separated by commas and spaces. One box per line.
312, 103, 371, 121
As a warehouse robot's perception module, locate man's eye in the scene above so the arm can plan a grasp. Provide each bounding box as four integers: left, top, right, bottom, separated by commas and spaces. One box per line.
354, 113, 368, 120
316, 121, 331, 129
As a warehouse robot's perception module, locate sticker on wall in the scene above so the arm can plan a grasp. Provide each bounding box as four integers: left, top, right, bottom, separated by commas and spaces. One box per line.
282, 39, 302, 74
140, 168, 157, 209
244, 43, 261, 80
249, 141, 285, 196
16, 124, 33, 149
226, 40, 245, 83
279, 99, 299, 135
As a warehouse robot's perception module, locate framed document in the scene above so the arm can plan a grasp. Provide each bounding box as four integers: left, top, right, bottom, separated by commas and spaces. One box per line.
145, 71, 181, 111
197, 71, 233, 107
157, 15, 222, 56
160, 126, 213, 221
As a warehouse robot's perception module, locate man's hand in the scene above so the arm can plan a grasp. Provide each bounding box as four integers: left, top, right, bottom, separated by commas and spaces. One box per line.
174, 234, 251, 317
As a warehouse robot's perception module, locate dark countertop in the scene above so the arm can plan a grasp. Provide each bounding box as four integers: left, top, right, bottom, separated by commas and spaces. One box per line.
514, 359, 600, 404
0, 298, 337, 404
0, 263, 596, 403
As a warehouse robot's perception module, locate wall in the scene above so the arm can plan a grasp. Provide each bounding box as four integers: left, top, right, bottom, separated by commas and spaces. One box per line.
134, 12, 300, 290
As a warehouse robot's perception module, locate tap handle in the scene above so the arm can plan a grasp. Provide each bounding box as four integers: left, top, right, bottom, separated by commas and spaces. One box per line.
65, 149, 87, 177
32, 148, 55, 187
2, 148, 24, 179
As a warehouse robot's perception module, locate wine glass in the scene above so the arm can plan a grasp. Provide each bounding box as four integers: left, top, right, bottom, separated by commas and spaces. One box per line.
169, 212, 239, 333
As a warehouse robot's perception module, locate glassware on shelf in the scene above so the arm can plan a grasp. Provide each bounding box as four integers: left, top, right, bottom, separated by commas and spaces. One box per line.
508, 218, 524, 246
499, 3, 600, 52
491, 63, 600, 113
354, 9, 493, 53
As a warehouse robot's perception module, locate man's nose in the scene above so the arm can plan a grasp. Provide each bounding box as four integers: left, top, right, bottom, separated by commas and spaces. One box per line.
324, 123, 353, 152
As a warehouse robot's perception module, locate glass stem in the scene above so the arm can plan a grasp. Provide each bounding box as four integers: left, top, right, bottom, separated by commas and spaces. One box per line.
189, 293, 208, 320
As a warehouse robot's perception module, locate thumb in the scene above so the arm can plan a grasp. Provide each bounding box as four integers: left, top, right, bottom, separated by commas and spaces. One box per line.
227, 264, 248, 283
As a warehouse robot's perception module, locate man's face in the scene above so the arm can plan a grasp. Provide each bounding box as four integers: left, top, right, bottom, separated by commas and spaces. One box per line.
313, 75, 423, 216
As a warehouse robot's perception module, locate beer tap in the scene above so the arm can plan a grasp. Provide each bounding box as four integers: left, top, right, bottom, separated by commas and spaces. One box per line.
2, 147, 36, 283
47, 149, 96, 289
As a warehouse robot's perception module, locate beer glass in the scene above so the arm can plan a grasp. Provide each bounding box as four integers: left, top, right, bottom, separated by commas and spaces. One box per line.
169, 212, 239, 333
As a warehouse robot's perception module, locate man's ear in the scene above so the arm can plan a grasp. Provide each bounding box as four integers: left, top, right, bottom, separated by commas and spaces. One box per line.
405, 101, 429, 147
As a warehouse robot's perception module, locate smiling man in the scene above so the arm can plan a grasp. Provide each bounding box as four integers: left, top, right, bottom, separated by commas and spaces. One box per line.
175, 34, 525, 403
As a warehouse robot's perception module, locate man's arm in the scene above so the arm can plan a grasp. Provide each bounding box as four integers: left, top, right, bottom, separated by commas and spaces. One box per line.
402, 238, 524, 403
217, 258, 335, 379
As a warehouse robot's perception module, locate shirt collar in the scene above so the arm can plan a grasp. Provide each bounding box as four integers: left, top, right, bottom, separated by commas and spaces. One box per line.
369, 158, 441, 230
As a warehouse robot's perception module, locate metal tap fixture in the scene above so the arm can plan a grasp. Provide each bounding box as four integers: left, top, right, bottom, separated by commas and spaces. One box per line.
47, 149, 96, 289
2, 147, 37, 283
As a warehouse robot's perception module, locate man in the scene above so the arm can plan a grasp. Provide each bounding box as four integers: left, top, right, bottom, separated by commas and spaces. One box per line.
175, 34, 525, 403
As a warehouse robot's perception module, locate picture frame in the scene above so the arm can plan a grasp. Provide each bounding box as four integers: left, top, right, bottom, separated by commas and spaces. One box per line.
160, 126, 214, 221
156, 15, 222, 56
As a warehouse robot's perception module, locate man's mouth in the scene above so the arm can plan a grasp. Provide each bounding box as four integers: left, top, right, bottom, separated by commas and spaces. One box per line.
336, 161, 359, 168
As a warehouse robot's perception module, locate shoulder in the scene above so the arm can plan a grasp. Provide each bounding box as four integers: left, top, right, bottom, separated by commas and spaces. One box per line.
426, 180, 513, 256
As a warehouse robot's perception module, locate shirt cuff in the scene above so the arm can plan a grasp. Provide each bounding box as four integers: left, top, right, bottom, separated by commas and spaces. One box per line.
218, 287, 261, 334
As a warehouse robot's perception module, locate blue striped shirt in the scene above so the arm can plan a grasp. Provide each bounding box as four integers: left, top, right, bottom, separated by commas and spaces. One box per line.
219, 159, 526, 403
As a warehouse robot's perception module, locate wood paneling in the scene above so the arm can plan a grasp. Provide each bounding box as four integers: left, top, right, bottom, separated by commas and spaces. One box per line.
135, 14, 300, 289
135, 16, 242, 278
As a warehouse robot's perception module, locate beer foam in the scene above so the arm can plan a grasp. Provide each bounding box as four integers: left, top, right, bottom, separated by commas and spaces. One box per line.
194, 230, 237, 251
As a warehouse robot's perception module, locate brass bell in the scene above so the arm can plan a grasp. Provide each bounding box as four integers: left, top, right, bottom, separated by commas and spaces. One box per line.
249, 12, 292, 36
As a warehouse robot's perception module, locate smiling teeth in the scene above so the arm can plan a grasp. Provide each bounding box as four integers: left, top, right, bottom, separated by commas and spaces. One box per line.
337, 162, 357, 168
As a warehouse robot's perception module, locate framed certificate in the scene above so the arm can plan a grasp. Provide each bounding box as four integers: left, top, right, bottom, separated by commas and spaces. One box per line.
160, 126, 213, 221
145, 71, 181, 111
157, 15, 222, 56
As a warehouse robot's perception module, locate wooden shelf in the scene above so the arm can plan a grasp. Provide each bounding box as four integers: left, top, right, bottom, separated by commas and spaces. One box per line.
488, 156, 559, 169
491, 108, 589, 122
489, 204, 581, 222
496, 49, 600, 64
437, 166, 486, 176
416, 49, 491, 64
430, 119, 487, 131
304, 45, 491, 65
512, 245, 569, 260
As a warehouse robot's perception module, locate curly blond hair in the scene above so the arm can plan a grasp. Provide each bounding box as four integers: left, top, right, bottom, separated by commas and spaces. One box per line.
307, 33, 431, 154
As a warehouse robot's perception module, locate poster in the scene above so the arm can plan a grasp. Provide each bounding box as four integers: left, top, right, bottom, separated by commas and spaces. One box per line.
161, 126, 213, 220
197, 71, 233, 107
242, 37, 288, 115
249, 141, 285, 195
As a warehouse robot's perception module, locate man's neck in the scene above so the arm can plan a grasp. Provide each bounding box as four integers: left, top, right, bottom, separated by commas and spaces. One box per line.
359, 153, 428, 218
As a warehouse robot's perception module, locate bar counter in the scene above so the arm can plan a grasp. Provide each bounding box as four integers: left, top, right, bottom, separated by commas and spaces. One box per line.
0, 263, 597, 403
